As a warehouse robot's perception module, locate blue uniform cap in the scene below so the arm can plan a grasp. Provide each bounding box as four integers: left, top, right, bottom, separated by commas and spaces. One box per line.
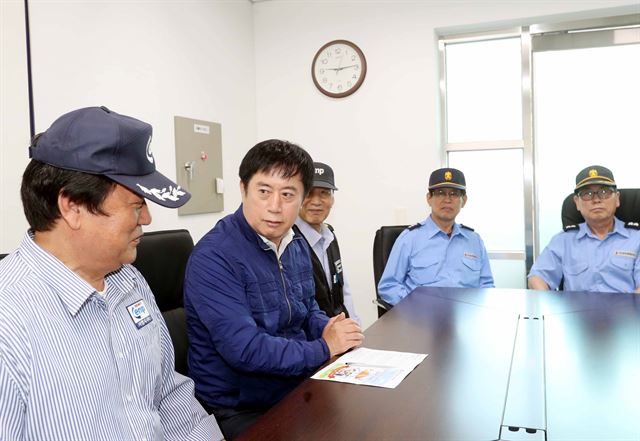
574, 165, 616, 192
428, 168, 466, 191
30, 106, 191, 208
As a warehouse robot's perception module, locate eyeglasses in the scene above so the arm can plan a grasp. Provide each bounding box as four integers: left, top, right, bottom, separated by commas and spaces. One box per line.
432, 189, 464, 200
576, 187, 616, 201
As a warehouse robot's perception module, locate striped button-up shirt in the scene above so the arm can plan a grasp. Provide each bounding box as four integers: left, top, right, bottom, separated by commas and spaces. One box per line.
0, 232, 223, 441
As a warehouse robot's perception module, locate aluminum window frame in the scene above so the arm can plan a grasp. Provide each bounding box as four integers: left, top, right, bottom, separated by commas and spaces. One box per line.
438, 13, 640, 273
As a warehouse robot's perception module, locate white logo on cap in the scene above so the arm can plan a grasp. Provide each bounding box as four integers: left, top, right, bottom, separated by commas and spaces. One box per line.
136, 184, 186, 202
315, 168, 325, 175
146, 136, 154, 164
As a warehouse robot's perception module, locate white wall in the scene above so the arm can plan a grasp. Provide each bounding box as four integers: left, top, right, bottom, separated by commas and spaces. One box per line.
1, 0, 31, 252
1, 0, 637, 329
0, 0, 256, 251
252, 0, 638, 328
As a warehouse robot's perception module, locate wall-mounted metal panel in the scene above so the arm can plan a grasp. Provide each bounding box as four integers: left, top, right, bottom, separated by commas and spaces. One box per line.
174, 116, 223, 215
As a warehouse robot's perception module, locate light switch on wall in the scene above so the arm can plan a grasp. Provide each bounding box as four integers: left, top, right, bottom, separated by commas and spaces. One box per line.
215, 178, 224, 194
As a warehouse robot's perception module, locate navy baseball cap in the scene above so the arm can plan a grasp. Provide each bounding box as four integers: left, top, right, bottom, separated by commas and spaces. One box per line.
574, 165, 616, 192
312, 162, 338, 190
30, 106, 190, 208
428, 168, 466, 191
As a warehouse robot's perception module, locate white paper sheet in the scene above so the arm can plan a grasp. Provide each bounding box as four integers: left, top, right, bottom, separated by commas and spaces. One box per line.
311, 347, 428, 389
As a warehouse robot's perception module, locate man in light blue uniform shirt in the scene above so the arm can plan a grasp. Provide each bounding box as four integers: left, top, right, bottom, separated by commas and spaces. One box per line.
528, 165, 640, 293
0, 107, 223, 440
378, 168, 494, 306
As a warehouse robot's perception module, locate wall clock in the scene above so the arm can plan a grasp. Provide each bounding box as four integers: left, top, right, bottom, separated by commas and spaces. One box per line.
311, 40, 367, 98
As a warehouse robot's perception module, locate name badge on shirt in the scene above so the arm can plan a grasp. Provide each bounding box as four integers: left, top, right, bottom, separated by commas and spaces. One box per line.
614, 250, 636, 258
127, 299, 153, 329
464, 252, 479, 260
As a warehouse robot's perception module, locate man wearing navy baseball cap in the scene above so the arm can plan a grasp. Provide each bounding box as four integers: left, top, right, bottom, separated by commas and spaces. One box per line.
0, 106, 223, 440
378, 167, 494, 306
528, 165, 640, 293
295, 162, 361, 324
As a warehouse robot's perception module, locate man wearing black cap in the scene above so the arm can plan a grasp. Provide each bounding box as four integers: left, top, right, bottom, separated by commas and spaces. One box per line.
295, 162, 360, 324
528, 165, 640, 293
0, 107, 223, 440
378, 167, 494, 305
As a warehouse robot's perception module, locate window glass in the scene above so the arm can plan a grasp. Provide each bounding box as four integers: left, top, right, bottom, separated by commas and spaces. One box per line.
448, 149, 525, 252
534, 43, 640, 250
446, 38, 522, 143
490, 259, 527, 289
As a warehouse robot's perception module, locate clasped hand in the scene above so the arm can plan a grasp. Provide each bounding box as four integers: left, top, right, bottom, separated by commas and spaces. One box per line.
322, 312, 364, 357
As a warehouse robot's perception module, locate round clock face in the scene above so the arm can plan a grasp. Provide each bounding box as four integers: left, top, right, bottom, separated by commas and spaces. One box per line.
312, 40, 367, 98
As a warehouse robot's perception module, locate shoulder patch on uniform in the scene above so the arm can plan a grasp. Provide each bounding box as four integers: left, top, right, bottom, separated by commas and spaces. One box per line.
408, 223, 421, 231
460, 224, 474, 232
625, 221, 640, 230
563, 224, 579, 232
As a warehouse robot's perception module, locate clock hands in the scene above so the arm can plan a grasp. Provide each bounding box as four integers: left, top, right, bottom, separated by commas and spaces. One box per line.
324, 64, 358, 73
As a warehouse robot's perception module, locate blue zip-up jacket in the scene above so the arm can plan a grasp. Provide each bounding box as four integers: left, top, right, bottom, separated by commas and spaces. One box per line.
184, 206, 330, 410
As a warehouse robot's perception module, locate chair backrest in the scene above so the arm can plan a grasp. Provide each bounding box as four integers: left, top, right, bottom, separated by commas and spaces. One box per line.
131, 229, 194, 376
0, 254, 7, 260
373, 225, 408, 317
561, 188, 640, 228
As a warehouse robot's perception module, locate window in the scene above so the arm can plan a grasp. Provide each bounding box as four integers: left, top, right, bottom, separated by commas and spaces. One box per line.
439, 14, 640, 288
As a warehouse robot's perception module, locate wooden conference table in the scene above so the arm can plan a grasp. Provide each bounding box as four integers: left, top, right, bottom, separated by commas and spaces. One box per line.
237, 287, 640, 441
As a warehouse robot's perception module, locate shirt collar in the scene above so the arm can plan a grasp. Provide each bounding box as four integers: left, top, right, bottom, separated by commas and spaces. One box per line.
258, 228, 295, 258
295, 217, 334, 248
19, 231, 97, 317
424, 215, 464, 239
19, 231, 139, 316
577, 216, 628, 239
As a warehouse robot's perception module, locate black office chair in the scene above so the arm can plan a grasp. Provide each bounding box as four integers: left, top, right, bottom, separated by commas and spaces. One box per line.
131, 229, 194, 376
561, 188, 640, 228
373, 225, 408, 318
0, 253, 7, 260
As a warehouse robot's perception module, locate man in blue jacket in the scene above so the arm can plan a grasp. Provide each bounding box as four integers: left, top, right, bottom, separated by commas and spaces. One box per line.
184, 139, 363, 440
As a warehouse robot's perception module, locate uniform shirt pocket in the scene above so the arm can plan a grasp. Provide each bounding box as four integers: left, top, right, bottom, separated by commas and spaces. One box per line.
409, 255, 439, 284
610, 254, 634, 272
565, 261, 588, 275
459, 255, 482, 286
462, 256, 482, 271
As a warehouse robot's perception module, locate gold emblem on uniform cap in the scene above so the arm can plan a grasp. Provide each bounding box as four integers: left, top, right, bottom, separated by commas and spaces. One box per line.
444, 171, 453, 181
588, 169, 598, 177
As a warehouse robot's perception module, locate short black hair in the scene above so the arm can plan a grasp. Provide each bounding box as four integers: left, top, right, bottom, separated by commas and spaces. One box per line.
21, 134, 116, 231
239, 139, 314, 197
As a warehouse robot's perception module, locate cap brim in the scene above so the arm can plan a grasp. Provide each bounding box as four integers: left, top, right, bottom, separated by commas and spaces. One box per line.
108, 171, 191, 208
429, 182, 466, 191
313, 181, 338, 191
574, 178, 616, 192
